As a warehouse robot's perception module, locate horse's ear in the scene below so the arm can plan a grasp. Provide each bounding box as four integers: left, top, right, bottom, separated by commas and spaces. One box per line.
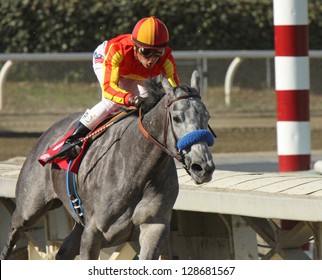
162, 77, 174, 95
191, 70, 200, 93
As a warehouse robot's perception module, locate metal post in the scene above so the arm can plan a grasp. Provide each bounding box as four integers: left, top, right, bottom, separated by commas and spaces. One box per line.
0, 60, 14, 110
224, 57, 243, 106
202, 57, 208, 97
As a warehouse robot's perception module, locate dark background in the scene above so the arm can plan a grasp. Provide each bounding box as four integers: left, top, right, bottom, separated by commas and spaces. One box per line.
1, 0, 321, 53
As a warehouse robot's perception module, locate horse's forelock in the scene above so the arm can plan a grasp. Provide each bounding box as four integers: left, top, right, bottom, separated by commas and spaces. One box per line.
143, 79, 200, 114
175, 84, 200, 99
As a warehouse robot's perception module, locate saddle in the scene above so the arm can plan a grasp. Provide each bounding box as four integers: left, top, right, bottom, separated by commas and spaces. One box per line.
38, 108, 137, 173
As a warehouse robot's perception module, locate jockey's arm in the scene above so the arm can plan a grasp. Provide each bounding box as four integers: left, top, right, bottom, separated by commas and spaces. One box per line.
101, 46, 131, 105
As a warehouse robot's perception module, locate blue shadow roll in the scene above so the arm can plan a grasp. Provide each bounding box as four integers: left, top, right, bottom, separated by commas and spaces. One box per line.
177, 129, 215, 151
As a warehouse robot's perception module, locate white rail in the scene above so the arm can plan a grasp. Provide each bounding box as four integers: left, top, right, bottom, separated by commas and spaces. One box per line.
1, 51, 322, 110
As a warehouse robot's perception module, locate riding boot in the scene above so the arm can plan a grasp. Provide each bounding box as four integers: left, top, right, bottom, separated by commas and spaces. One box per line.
61, 122, 91, 159
60, 101, 114, 159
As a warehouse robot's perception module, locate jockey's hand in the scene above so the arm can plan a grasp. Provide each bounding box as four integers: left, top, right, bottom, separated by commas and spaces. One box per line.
125, 95, 144, 108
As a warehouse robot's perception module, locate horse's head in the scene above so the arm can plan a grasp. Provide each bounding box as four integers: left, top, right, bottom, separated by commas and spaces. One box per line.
161, 71, 216, 184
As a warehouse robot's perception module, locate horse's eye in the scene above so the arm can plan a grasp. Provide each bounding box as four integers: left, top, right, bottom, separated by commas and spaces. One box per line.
173, 115, 182, 123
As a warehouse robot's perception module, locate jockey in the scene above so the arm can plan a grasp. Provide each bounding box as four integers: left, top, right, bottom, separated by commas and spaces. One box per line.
62, 16, 180, 158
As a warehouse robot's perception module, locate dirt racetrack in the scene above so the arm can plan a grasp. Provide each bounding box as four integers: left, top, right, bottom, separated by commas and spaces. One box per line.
1, 112, 322, 162
3, 80, 322, 162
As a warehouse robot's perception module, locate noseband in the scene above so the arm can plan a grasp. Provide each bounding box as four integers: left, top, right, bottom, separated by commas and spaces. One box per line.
138, 92, 215, 169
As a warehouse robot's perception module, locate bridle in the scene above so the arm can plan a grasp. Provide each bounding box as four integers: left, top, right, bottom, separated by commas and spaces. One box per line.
138, 91, 212, 172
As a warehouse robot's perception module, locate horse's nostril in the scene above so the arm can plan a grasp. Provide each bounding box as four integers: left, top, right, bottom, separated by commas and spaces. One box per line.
191, 163, 203, 172
205, 163, 216, 173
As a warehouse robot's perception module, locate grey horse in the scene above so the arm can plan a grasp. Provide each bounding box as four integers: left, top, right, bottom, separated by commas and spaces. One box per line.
0, 70, 215, 260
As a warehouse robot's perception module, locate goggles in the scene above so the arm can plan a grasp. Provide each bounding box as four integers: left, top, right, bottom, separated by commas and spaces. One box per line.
137, 47, 165, 58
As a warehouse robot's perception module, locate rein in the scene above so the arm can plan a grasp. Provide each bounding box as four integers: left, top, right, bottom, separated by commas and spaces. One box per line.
138, 105, 183, 162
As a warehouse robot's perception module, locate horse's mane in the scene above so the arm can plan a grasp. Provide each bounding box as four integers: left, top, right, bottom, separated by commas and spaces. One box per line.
142, 78, 165, 113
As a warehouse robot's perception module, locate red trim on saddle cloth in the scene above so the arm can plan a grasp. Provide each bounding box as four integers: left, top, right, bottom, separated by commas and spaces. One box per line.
38, 129, 73, 169
69, 141, 90, 173
38, 129, 90, 174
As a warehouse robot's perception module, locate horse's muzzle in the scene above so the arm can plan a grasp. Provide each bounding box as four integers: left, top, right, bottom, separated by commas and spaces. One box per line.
190, 160, 215, 184
184, 150, 215, 184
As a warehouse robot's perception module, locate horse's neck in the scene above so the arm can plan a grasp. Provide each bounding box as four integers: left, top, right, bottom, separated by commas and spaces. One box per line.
137, 102, 175, 172
142, 100, 166, 140
139, 98, 178, 164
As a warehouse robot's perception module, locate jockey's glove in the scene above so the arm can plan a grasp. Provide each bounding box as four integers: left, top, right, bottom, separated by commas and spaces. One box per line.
125, 95, 144, 108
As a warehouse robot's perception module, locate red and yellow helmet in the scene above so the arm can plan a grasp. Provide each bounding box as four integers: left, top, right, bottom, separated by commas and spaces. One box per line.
131, 16, 169, 49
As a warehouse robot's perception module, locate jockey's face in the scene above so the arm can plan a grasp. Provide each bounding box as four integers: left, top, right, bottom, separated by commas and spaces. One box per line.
136, 47, 164, 69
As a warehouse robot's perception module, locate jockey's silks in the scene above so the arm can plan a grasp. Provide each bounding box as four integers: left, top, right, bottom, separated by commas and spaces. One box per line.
100, 34, 179, 105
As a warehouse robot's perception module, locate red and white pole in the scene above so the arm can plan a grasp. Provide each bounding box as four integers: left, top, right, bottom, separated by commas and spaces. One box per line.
274, 0, 310, 172
274, 0, 311, 245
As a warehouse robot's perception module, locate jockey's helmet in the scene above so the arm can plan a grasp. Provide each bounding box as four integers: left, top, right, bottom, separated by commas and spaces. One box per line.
131, 16, 169, 49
